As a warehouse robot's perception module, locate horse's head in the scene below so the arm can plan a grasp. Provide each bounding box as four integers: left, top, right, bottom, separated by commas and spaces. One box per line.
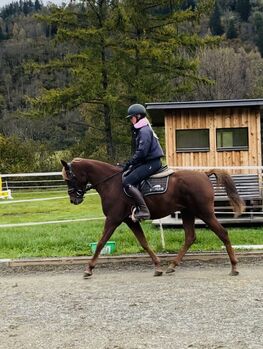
61, 159, 87, 205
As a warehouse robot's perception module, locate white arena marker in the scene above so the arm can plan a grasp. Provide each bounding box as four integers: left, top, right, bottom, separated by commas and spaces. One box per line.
222, 245, 263, 250
0, 217, 105, 228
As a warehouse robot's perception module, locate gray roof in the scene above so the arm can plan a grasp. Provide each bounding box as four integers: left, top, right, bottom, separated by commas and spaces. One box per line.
146, 99, 263, 126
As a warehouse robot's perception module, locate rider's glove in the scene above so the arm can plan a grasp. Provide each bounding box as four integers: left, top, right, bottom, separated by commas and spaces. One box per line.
123, 161, 132, 172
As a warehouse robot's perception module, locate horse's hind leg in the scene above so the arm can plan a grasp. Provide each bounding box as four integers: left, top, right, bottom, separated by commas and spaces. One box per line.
125, 218, 163, 276
203, 214, 239, 276
166, 210, 196, 274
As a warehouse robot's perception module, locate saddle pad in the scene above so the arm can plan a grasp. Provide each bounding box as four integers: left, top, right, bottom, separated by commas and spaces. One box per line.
140, 176, 169, 196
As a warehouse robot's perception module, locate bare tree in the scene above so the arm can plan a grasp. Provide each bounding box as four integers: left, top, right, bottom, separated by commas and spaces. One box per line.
193, 47, 263, 100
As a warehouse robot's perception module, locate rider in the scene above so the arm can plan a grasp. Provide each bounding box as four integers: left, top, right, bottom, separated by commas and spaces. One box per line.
122, 103, 164, 221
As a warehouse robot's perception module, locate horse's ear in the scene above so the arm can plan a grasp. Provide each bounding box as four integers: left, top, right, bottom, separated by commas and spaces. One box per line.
61, 160, 69, 169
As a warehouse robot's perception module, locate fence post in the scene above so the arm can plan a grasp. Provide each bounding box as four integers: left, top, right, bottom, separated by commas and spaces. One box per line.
0, 176, 12, 199
159, 219, 165, 250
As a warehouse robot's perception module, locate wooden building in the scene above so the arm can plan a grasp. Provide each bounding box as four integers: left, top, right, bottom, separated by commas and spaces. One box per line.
146, 99, 263, 224
146, 99, 263, 173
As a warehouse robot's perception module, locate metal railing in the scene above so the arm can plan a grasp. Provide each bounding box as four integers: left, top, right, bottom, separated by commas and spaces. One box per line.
0, 172, 65, 193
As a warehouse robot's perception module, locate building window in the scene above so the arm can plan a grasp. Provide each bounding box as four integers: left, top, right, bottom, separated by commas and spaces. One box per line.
216, 127, 248, 151
176, 129, 210, 152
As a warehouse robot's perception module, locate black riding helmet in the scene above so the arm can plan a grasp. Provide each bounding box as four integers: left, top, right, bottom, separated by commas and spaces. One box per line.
126, 104, 147, 119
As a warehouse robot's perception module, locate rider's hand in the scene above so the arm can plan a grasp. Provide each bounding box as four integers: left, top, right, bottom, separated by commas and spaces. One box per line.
123, 162, 131, 172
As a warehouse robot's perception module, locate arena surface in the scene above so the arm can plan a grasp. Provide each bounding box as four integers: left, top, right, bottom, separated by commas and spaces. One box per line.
0, 260, 263, 349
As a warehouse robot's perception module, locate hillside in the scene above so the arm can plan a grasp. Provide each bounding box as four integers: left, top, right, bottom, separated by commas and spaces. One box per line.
1, 0, 263, 172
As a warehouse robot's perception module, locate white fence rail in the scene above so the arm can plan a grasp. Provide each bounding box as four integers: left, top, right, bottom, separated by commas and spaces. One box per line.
0, 172, 65, 192
1, 166, 263, 191
1, 166, 263, 226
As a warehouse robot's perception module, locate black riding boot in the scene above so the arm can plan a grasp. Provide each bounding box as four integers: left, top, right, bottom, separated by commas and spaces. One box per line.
126, 185, 150, 220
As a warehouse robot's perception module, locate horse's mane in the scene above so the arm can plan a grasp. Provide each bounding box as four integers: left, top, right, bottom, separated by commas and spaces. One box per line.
72, 157, 83, 163
61, 158, 82, 180
62, 167, 68, 180
62, 157, 120, 180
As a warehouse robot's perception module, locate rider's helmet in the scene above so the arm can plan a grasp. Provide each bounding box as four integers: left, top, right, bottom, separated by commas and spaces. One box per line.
126, 104, 147, 119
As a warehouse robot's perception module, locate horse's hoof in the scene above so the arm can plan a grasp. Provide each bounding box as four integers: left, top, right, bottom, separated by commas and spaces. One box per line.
154, 270, 163, 277
166, 267, 176, 274
83, 271, 92, 279
229, 270, 239, 276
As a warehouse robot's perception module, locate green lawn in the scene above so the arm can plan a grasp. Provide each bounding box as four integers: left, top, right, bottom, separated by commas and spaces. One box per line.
0, 190, 263, 259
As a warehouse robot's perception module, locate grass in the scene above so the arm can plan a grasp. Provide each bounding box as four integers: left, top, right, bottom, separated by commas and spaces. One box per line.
0, 190, 263, 259
0, 191, 101, 224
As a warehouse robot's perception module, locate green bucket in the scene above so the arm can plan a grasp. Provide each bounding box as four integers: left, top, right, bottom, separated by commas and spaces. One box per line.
89, 241, 116, 255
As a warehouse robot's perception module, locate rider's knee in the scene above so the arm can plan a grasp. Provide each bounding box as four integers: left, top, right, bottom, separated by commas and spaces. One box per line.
122, 178, 130, 188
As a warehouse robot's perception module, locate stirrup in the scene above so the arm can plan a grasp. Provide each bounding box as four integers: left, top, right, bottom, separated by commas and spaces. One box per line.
130, 207, 138, 222
130, 207, 150, 222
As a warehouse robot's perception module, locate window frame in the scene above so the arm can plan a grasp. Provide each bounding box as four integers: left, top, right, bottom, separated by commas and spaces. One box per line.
175, 128, 210, 153
216, 127, 249, 151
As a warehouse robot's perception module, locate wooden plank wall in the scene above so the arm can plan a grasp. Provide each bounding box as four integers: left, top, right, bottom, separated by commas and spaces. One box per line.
165, 107, 261, 174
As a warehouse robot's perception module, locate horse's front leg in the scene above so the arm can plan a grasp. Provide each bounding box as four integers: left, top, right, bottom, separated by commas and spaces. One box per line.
125, 218, 163, 276
84, 217, 119, 278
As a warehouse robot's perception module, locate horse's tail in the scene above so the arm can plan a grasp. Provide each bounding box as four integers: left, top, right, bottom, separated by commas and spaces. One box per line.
205, 169, 245, 217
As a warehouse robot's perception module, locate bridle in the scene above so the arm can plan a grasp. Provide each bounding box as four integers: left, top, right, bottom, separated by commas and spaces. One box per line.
65, 162, 87, 200
65, 162, 122, 200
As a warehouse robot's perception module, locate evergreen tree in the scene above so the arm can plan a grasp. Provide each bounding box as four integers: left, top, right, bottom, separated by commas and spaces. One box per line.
236, 0, 251, 22
253, 12, 263, 56
181, 0, 196, 10
118, 0, 218, 104
0, 0, 37, 18
34, 0, 42, 11
25, 0, 219, 161
226, 18, 238, 39
0, 27, 7, 40
217, 0, 236, 11
27, 1, 123, 159
209, 1, 224, 35
255, 27, 263, 56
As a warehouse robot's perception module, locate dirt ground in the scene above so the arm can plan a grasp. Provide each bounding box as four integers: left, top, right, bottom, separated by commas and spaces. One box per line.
0, 259, 263, 349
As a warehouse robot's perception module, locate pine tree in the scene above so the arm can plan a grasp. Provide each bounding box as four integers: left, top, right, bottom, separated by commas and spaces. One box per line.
181, 0, 196, 10
27, 1, 123, 159
209, 1, 224, 36
25, 0, 219, 160
236, 0, 251, 22
253, 12, 263, 56
34, 0, 42, 11
226, 18, 238, 39
116, 0, 219, 103
0, 26, 7, 40
255, 27, 263, 56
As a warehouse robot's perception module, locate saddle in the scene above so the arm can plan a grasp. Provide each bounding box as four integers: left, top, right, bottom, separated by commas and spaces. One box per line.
125, 165, 174, 197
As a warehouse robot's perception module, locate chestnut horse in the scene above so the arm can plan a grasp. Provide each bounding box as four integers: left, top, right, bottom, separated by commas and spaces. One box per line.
61, 158, 245, 278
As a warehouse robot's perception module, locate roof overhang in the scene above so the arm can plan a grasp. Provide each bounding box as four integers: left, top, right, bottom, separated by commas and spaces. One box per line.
146, 99, 263, 126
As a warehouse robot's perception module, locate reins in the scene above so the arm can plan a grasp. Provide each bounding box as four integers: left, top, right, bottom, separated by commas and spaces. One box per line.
66, 162, 122, 193
84, 170, 122, 192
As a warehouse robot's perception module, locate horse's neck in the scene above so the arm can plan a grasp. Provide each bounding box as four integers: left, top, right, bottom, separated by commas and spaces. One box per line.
84, 160, 116, 185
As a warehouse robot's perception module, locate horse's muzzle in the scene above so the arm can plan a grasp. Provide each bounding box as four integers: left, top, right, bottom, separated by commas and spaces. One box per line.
70, 197, 83, 205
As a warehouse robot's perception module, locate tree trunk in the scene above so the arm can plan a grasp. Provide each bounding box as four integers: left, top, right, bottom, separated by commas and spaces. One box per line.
103, 102, 115, 160
101, 41, 115, 160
